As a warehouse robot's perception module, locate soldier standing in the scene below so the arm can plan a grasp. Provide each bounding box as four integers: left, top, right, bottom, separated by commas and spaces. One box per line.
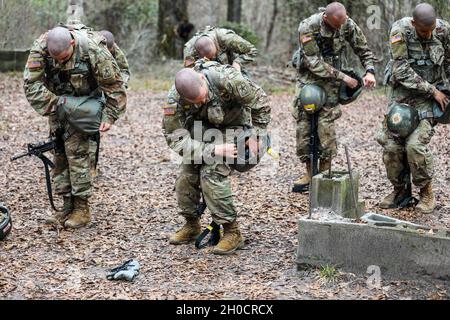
23, 26, 126, 228
376, 3, 450, 214
163, 60, 271, 255
292, 2, 376, 192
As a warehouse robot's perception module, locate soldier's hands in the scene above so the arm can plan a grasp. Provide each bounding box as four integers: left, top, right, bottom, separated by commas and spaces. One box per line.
363, 73, 376, 89
433, 88, 449, 111
343, 75, 359, 89
246, 138, 262, 156
214, 144, 237, 158
232, 61, 242, 73
99, 122, 112, 132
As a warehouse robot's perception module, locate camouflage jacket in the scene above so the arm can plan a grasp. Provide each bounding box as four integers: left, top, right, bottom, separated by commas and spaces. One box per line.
387, 17, 450, 98
111, 43, 131, 85
23, 25, 126, 125
183, 27, 258, 67
163, 60, 271, 158
297, 12, 375, 83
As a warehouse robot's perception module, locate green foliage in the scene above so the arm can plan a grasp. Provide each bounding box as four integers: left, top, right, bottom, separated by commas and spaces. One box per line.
218, 21, 261, 47
319, 265, 340, 282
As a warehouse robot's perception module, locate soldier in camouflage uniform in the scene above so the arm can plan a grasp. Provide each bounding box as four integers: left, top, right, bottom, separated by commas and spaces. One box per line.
23, 25, 126, 229
99, 30, 131, 86
376, 3, 450, 214
292, 2, 376, 192
163, 60, 271, 255
88, 30, 130, 178
183, 26, 258, 74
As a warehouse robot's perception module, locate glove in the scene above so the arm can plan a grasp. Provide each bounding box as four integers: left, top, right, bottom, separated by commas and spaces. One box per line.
106, 259, 140, 282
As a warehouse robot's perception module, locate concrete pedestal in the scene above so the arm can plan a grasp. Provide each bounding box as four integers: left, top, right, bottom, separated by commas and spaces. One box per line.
311, 171, 365, 219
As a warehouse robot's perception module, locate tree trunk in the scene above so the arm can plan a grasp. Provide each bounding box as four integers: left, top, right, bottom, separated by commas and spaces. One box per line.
265, 0, 278, 51
67, 0, 84, 24
158, 0, 189, 60
227, 0, 242, 23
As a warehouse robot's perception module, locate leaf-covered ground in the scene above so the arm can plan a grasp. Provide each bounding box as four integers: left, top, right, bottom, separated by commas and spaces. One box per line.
0, 73, 448, 300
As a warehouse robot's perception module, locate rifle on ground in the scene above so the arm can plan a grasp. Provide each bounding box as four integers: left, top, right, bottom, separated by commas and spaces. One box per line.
10, 129, 65, 211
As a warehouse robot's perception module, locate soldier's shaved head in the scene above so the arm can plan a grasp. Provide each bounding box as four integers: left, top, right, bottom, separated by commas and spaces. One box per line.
175, 68, 208, 103
47, 27, 73, 58
325, 2, 346, 17
413, 3, 437, 27
323, 2, 348, 30
194, 36, 217, 60
100, 30, 115, 50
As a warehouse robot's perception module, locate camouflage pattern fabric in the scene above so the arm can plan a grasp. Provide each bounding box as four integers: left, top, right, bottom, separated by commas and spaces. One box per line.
183, 27, 258, 68
377, 17, 450, 189
163, 60, 271, 224
23, 26, 126, 199
293, 11, 375, 162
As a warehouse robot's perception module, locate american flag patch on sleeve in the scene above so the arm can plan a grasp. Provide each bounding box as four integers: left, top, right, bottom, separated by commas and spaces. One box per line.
390, 34, 403, 44
163, 106, 176, 116
27, 60, 42, 69
301, 35, 313, 44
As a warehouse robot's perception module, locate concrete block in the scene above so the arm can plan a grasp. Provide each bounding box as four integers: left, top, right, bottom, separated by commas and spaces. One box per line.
311, 171, 364, 219
296, 218, 450, 280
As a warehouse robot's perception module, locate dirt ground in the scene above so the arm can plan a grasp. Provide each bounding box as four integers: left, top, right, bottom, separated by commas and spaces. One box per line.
0, 73, 449, 300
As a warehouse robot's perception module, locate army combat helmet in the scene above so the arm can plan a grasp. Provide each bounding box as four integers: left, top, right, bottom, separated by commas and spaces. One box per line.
432, 86, 450, 124
57, 95, 105, 135
299, 84, 327, 114
231, 129, 268, 173
0, 204, 12, 240
386, 103, 420, 139
339, 70, 364, 105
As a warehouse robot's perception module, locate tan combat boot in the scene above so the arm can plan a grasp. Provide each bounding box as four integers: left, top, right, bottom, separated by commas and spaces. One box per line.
292, 162, 312, 193
212, 221, 244, 255
319, 159, 331, 173
416, 183, 436, 214
45, 195, 73, 225
169, 218, 201, 245
64, 197, 91, 229
379, 187, 407, 209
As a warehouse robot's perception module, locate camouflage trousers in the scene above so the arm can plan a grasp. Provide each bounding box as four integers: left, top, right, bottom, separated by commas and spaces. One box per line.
89, 139, 98, 171
176, 163, 236, 225
376, 119, 434, 189
49, 116, 92, 199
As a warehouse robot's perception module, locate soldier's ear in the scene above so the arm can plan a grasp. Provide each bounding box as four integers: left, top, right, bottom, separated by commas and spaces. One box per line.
70, 39, 75, 46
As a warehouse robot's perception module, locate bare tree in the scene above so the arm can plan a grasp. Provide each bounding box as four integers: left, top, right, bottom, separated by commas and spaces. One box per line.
265, 0, 278, 51
158, 0, 189, 59
227, 0, 242, 23
67, 0, 84, 24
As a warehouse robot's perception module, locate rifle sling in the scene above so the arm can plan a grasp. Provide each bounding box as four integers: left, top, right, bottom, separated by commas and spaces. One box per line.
39, 155, 64, 212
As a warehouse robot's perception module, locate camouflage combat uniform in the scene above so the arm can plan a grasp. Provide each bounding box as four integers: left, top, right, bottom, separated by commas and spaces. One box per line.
89, 41, 130, 171
376, 17, 450, 189
294, 11, 375, 162
110, 43, 130, 86
23, 24, 126, 200
163, 60, 271, 224
183, 26, 258, 70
